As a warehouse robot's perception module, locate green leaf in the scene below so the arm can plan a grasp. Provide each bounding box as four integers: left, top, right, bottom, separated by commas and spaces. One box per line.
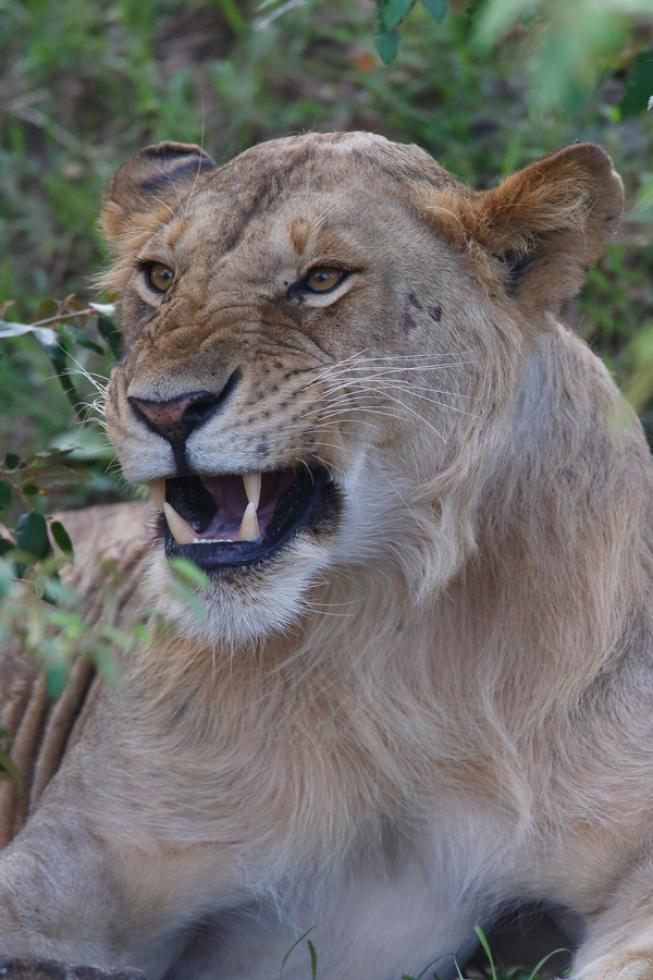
280, 927, 316, 975
4, 453, 20, 470
45, 662, 69, 700
526, 948, 570, 980
91, 646, 122, 685
15, 512, 51, 559
422, 0, 447, 23
632, 178, 653, 223
379, 0, 414, 32
97, 315, 123, 359
67, 324, 104, 354
169, 581, 209, 623
214, 0, 248, 35
41, 575, 76, 606
131, 623, 152, 645
375, 29, 400, 64
621, 47, 653, 118
474, 0, 532, 46
0, 747, 21, 788
0, 561, 14, 600
474, 925, 498, 980
0, 482, 11, 509
168, 557, 210, 592
49, 428, 114, 463
34, 327, 87, 421
50, 520, 74, 556
307, 939, 318, 980
96, 624, 134, 651
48, 609, 84, 636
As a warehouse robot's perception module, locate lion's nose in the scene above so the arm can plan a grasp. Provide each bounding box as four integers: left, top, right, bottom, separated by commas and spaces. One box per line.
128, 369, 241, 447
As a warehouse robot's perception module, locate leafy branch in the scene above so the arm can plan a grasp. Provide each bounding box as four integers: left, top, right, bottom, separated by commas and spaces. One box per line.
1, 296, 121, 422
374, 0, 448, 63
372, 0, 653, 121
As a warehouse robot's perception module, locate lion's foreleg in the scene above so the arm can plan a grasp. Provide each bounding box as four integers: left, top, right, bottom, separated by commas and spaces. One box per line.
0, 798, 214, 976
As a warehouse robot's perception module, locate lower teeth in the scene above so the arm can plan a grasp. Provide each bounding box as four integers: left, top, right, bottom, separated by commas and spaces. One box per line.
193, 538, 235, 544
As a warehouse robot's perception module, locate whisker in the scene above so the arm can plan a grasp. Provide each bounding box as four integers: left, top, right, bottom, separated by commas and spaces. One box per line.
305, 349, 473, 386
343, 382, 481, 418
321, 376, 477, 399
314, 404, 447, 441
303, 362, 476, 391
183, 116, 208, 219
323, 361, 476, 375
151, 194, 177, 221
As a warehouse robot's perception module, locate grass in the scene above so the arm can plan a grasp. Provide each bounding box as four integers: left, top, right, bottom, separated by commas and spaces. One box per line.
277, 923, 569, 979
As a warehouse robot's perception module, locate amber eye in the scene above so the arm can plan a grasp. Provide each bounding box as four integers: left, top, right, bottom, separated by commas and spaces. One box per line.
144, 262, 175, 293
304, 267, 346, 294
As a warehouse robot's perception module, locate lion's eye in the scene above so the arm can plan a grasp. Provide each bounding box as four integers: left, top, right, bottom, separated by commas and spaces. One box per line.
144, 262, 175, 294
303, 268, 346, 294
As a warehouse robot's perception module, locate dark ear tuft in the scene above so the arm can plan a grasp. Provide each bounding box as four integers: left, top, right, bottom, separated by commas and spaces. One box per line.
101, 141, 217, 250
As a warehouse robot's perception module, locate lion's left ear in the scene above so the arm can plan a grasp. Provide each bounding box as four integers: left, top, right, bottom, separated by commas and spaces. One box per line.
440, 144, 624, 314
101, 141, 218, 252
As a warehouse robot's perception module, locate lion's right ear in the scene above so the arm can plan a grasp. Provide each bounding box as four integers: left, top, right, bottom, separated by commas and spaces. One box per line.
427, 143, 624, 316
101, 141, 217, 252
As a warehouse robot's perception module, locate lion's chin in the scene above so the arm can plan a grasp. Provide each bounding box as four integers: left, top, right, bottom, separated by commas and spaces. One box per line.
145, 535, 334, 648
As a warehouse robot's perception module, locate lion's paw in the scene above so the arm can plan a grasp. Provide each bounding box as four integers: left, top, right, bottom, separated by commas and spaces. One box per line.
573, 950, 653, 980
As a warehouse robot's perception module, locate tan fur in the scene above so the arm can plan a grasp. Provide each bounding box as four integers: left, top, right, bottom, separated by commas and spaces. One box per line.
0, 132, 650, 979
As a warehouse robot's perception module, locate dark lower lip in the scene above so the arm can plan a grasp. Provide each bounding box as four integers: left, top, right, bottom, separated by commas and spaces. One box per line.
162, 467, 340, 572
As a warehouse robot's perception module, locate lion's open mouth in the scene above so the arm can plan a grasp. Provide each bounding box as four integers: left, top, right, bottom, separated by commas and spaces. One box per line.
152, 466, 338, 571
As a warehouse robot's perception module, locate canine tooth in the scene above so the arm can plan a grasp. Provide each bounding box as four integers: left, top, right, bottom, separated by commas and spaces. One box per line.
239, 502, 260, 541
148, 479, 165, 510
242, 472, 261, 509
163, 502, 195, 546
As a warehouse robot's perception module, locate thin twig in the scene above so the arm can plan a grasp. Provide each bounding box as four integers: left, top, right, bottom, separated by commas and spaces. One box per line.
30, 307, 97, 329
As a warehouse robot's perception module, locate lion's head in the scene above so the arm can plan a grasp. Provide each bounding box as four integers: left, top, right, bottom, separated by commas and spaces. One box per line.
100, 131, 623, 645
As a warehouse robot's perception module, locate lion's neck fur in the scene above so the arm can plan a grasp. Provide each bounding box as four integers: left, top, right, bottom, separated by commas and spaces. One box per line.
115, 322, 653, 892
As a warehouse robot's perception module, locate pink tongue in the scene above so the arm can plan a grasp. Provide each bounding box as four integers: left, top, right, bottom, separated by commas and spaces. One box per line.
199, 472, 296, 540
200, 475, 248, 538
210, 474, 247, 518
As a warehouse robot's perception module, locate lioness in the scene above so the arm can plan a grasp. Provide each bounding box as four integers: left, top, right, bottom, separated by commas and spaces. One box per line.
0, 130, 650, 980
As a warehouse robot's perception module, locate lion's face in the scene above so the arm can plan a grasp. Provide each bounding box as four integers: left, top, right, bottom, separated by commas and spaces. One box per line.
101, 132, 623, 644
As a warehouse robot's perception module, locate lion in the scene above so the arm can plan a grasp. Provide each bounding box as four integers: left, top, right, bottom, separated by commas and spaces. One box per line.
0, 130, 651, 980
